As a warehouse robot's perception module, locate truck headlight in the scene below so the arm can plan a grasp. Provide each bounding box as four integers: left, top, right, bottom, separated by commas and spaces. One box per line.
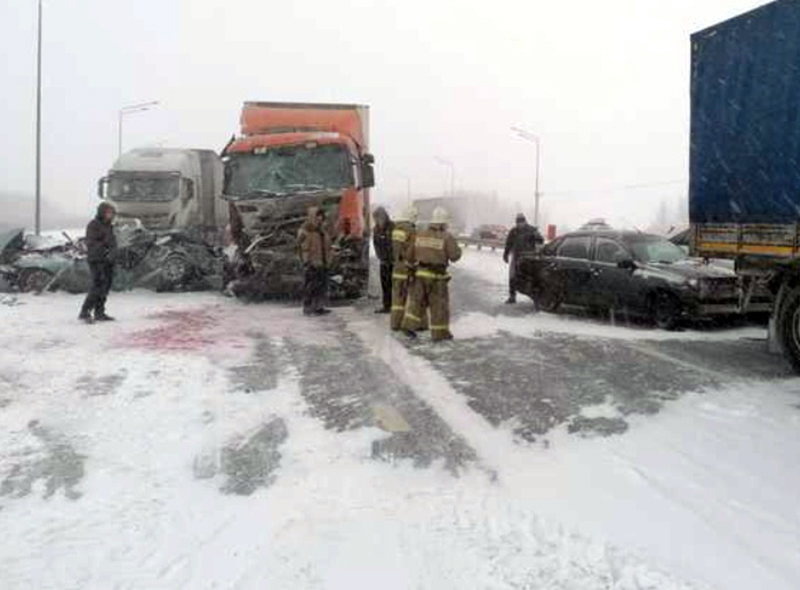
686, 278, 699, 289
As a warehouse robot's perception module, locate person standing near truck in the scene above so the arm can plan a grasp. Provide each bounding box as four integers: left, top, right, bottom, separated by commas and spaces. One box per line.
503, 213, 544, 304
372, 206, 394, 314
79, 202, 118, 323
298, 207, 332, 316
402, 206, 462, 341
389, 205, 420, 330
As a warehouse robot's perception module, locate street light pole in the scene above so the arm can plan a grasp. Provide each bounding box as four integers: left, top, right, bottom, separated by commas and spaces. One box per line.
118, 101, 159, 157
511, 126, 542, 226
434, 156, 455, 197
34, 0, 42, 235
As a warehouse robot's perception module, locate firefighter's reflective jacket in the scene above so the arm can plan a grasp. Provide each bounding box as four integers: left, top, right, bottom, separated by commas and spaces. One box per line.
391, 221, 416, 277
409, 226, 462, 274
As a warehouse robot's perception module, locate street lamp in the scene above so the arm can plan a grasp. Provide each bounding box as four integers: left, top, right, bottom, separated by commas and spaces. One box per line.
511, 126, 542, 226
34, 0, 43, 235
434, 156, 456, 197
118, 101, 159, 157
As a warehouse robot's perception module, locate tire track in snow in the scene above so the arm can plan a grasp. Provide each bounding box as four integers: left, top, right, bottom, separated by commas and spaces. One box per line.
345, 310, 522, 481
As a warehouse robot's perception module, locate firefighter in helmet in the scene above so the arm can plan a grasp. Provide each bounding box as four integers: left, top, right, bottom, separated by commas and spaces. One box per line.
402, 206, 461, 341
389, 205, 420, 330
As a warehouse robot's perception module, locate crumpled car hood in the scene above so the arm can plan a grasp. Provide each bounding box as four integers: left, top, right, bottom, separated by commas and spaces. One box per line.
0, 228, 24, 262
646, 258, 737, 281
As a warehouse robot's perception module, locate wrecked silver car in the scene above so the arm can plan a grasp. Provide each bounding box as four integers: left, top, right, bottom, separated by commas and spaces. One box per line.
0, 226, 223, 294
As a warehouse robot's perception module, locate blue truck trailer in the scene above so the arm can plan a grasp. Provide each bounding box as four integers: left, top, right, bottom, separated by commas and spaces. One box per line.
690, 0, 800, 371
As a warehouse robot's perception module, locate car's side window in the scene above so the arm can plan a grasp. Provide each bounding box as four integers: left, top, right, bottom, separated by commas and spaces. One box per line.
541, 238, 561, 257
557, 236, 591, 260
595, 238, 627, 263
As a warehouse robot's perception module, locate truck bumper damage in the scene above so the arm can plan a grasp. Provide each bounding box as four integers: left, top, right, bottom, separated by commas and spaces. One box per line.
225, 194, 368, 301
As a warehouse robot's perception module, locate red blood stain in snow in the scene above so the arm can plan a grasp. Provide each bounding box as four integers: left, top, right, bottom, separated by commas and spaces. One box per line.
119, 308, 222, 352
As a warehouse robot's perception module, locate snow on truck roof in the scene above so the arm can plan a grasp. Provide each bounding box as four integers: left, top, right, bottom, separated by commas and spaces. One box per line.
110, 149, 212, 176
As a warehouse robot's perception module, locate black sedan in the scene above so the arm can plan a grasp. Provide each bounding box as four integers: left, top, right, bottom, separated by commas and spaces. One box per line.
516, 230, 771, 329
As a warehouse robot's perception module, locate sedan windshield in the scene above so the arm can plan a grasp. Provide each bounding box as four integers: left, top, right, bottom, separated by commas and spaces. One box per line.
224, 144, 353, 200
108, 175, 180, 202
628, 238, 687, 264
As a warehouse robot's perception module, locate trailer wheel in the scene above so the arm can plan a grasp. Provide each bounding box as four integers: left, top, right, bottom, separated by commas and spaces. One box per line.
778, 286, 800, 373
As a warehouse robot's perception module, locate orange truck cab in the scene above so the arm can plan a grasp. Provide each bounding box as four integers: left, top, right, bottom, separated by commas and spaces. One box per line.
223, 102, 375, 298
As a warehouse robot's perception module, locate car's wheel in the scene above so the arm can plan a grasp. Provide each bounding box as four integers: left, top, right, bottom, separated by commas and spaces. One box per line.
777, 286, 800, 374
162, 252, 189, 285
651, 291, 681, 330
18, 268, 54, 293
537, 284, 563, 313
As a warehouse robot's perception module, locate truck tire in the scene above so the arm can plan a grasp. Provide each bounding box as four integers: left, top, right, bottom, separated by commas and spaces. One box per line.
777, 286, 800, 373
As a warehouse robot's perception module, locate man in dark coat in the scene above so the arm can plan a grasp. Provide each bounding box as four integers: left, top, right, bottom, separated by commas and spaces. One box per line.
372, 206, 393, 313
503, 213, 544, 304
79, 202, 118, 323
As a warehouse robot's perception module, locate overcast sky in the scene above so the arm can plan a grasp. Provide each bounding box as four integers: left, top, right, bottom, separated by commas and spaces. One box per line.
1, 0, 765, 230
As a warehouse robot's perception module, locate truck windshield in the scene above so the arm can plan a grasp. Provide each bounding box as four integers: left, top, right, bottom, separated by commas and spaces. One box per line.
108, 175, 180, 202
628, 238, 687, 264
224, 144, 353, 200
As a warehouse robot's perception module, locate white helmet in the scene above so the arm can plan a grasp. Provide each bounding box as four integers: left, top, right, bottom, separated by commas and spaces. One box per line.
397, 205, 419, 224
431, 206, 449, 225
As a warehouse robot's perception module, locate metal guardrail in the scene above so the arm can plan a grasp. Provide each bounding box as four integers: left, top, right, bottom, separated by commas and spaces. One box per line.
458, 236, 504, 251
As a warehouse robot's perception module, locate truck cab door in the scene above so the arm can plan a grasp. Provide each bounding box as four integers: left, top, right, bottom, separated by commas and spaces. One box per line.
173, 178, 197, 228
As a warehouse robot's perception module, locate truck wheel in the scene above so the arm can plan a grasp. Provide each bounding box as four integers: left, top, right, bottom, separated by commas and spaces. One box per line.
777, 286, 800, 373
651, 291, 681, 330
18, 269, 54, 293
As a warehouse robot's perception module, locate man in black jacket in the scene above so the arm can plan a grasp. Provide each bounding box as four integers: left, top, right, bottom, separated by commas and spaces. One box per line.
372, 206, 393, 314
79, 202, 118, 323
503, 213, 544, 304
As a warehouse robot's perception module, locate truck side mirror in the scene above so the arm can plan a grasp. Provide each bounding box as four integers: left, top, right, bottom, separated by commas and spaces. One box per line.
97, 177, 108, 199
361, 162, 375, 189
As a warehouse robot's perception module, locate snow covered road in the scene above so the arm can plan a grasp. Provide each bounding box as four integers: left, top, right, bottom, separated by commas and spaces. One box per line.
1, 249, 799, 589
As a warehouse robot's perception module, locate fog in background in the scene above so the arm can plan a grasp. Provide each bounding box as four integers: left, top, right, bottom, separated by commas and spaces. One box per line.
1, 0, 765, 232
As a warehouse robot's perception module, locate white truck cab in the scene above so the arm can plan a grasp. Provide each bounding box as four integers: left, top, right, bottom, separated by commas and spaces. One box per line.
98, 148, 226, 243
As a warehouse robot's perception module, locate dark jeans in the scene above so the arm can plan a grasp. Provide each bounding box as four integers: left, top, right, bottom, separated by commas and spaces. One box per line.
81, 262, 114, 316
379, 262, 393, 311
508, 256, 518, 297
303, 265, 328, 313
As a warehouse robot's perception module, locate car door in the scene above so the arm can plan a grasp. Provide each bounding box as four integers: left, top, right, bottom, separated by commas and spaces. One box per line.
516, 238, 559, 297
590, 237, 638, 311
554, 235, 593, 305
